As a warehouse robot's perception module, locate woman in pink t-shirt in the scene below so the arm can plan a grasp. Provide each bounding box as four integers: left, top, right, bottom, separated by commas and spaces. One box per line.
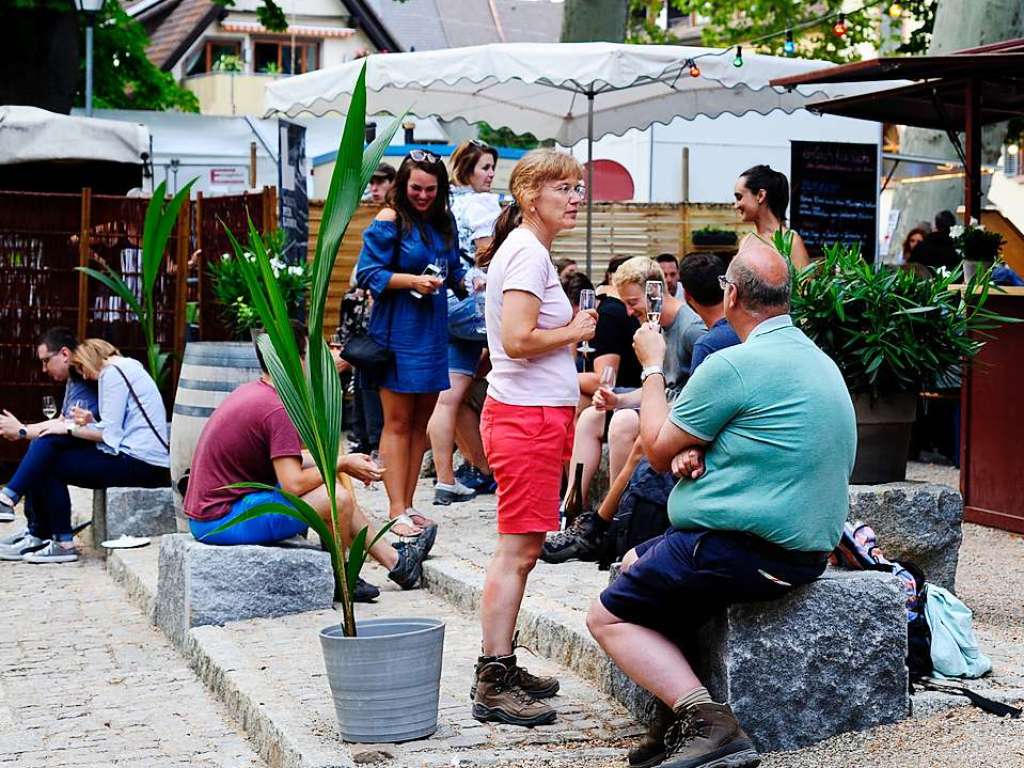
471, 150, 597, 727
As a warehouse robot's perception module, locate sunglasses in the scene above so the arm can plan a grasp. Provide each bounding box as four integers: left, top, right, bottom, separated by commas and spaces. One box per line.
407, 149, 440, 164
468, 139, 492, 150
717, 275, 735, 290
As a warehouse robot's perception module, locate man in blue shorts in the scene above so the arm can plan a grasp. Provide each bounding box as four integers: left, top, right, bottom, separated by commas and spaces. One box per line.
184, 321, 428, 601
587, 241, 856, 768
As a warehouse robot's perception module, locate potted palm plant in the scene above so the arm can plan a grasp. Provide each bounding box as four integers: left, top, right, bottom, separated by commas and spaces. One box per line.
211, 65, 446, 744
951, 221, 1005, 282
784, 238, 1012, 483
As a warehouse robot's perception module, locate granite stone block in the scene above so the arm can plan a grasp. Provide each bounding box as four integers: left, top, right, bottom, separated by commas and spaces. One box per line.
848, 482, 963, 591
93, 486, 177, 542
155, 533, 333, 647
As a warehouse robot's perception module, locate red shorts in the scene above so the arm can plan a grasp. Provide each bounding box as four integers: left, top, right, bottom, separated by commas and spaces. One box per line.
480, 397, 575, 534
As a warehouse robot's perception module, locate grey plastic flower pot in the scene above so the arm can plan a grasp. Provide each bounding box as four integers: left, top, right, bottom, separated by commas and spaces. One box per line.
319, 617, 445, 743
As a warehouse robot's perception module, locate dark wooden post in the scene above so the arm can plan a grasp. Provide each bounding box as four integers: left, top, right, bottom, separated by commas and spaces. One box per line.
262, 185, 278, 234
195, 192, 205, 340
964, 78, 982, 222
77, 187, 92, 340
172, 197, 190, 388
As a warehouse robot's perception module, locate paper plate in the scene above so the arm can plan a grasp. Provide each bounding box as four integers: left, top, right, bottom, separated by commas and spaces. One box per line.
101, 535, 151, 549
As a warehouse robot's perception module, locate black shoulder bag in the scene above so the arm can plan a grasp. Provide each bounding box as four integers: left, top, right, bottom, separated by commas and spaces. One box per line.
111, 364, 169, 453
340, 233, 400, 388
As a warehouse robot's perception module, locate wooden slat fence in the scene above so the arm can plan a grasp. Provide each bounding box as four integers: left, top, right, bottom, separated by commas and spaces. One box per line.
309, 201, 748, 332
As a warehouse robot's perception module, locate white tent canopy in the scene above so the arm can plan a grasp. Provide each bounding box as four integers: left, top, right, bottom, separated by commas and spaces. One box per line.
264, 42, 890, 144
0, 106, 149, 166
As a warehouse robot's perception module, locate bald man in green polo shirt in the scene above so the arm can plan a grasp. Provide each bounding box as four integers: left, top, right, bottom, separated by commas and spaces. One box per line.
587, 240, 856, 768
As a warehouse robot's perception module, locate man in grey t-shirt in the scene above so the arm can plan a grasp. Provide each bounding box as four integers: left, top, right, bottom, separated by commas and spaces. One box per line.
541, 257, 705, 564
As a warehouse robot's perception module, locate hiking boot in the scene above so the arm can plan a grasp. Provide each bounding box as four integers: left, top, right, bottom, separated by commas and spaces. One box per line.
469, 653, 560, 700
23, 540, 78, 564
629, 700, 675, 768
471, 659, 556, 727
433, 480, 476, 506
660, 702, 760, 768
0, 534, 48, 561
387, 538, 427, 590
540, 511, 609, 564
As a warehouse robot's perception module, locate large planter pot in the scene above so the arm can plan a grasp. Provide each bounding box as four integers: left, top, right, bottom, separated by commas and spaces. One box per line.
320, 618, 445, 743
170, 341, 262, 529
850, 392, 918, 485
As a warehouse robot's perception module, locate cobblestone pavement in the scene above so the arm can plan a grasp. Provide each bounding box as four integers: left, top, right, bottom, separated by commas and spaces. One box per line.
0, 513, 266, 768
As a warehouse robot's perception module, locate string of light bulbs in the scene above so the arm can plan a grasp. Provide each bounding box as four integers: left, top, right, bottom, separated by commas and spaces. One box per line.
681, 0, 908, 77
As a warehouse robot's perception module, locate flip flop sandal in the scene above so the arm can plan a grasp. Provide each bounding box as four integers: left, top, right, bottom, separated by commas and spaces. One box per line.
390, 513, 438, 555
390, 512, 424, 539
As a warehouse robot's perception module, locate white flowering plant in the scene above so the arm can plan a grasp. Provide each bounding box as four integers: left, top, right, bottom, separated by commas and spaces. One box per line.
951, 220, 1004, 263
209, 229, 311, 336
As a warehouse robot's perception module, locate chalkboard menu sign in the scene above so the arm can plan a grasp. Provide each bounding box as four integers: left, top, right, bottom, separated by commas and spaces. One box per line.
790, 140, 878, 260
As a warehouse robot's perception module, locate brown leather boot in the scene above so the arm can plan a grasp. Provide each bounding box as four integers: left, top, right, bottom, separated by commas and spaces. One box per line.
471, 659, 557, 727
628, 700, 675, 768
660, 702, 760, 768
469, 652, 559, 699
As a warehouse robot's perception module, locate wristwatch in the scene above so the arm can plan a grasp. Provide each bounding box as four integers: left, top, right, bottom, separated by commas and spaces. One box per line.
17, 427, 27, 439
641, 364, 665, 383
66, 423, 78, 436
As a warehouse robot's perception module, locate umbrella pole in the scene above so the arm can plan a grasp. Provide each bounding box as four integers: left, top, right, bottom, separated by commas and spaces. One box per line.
586, 92, 594, 278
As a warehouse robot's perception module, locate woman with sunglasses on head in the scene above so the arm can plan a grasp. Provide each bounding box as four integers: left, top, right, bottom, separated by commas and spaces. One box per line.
356, 150, 466, 542
733, 164, 810, 270
470, 149, 597, 727
427, 139, 501, 506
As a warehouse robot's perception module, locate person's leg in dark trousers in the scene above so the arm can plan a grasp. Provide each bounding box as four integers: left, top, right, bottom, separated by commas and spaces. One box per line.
2, 435, 77, 507
356, 369, 384, 452
350, 376, 371, 453
45, 447, 167, 540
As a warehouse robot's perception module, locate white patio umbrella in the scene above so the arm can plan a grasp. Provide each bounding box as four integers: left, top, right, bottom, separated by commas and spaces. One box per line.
265, 42, 891, 272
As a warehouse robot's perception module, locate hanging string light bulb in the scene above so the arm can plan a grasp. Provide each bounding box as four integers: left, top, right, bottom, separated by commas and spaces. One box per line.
687, 58, 701, 78
832, 13, 848, 37
732, 45, 743, 68
888, 2, 904, 17
783, 29, 796, 56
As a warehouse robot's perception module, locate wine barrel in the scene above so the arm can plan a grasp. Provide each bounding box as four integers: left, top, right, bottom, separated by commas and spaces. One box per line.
170, 342, 262, 527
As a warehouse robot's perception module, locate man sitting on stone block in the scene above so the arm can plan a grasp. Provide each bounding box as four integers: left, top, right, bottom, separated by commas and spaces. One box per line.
586, 241, 856, 768
183, 321, 428, 602
0, 327, 99, 559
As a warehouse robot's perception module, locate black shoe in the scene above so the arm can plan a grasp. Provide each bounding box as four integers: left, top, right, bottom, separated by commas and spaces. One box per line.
388, 538, 427, 589
661, 702, 759, 768
540, 511, 608, 564
354, 577, 380, 603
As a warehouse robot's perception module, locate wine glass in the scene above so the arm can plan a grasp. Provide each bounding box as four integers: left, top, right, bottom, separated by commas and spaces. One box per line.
66, 399, 83, 426
645, 280, 664, 330
599, 365, 616, 389
578, 289, 596, 355
42, 395, 57, 420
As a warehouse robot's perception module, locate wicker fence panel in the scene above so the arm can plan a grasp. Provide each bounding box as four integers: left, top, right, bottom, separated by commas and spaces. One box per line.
195, 190, 269, 341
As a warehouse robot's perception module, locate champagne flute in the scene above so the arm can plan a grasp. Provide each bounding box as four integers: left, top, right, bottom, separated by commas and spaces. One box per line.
578, 288, 596, 355
42, 395, 57, 420
645, 280, 664, 330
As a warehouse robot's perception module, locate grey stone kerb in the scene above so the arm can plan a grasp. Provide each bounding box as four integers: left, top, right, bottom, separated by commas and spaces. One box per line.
848, 482, 963, 592
155, 534, 333, 648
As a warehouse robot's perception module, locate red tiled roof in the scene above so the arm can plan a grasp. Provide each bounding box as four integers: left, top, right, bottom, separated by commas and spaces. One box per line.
142, 0, 220, 70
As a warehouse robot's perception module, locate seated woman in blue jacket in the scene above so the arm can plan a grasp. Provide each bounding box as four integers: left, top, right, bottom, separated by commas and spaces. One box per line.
0, 339, 169, 563
356, 150, 466, 542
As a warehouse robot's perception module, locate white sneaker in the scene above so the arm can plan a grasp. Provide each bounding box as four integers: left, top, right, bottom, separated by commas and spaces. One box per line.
0, 527, 29, 546
23, 540, 78, 564
0, 534, 48, 561
0, 498, 15, 523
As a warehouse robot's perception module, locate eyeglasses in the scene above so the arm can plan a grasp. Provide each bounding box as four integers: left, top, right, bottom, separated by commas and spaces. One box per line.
407, 149, 439, 164
717, 275, 735, 291
549, 183, 587, 199
39, 352, 59, 366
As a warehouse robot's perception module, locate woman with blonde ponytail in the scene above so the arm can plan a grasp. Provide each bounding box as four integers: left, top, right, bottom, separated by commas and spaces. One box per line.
471, 149, 597, 727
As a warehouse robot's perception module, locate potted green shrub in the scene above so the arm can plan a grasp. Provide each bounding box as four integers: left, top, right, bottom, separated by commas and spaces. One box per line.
208, 229, 311, 339
692, 225, 738, 247
212, 65, 446, 744
785, 239, 1012, 484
